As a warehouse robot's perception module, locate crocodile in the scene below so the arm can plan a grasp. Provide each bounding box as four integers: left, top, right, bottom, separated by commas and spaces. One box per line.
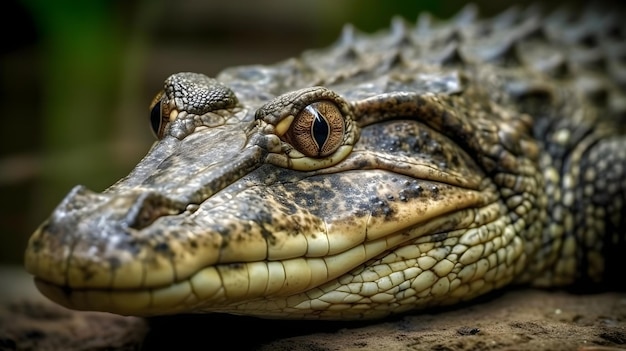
24, 4, 626, 320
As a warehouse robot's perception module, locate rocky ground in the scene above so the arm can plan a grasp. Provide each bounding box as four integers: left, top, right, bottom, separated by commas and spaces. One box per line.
1, 265, 625, 351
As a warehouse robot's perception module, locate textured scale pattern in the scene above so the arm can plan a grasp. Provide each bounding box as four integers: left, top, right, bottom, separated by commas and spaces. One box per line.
23, 4, 626, 320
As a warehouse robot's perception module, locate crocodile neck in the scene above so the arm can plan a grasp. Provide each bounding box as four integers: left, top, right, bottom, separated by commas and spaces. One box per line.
530, 93, 626, 287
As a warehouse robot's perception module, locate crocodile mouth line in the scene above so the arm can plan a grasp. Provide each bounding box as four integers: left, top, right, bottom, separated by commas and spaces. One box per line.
33, 201, 486, 317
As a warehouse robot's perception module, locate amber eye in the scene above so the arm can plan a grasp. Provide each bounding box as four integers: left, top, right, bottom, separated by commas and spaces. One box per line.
284, 101, 345, 157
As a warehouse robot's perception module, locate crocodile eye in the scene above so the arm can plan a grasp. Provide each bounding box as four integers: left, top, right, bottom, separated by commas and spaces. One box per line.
149, 91, 165, 138
285, 101, 345, 157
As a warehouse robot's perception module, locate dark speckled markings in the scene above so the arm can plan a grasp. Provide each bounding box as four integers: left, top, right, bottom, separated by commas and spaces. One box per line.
25, 4, 626, 319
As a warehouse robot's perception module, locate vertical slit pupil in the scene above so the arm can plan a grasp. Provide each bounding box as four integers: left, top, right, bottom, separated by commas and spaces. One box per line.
150, 101, 163, 137
311, 110, 330, 152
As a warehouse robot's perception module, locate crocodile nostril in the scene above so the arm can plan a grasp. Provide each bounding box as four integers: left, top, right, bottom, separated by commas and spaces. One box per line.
125, 192, 186, 230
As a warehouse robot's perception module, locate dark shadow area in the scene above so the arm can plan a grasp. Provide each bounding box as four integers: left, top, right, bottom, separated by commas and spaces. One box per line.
141, 288, 512, 350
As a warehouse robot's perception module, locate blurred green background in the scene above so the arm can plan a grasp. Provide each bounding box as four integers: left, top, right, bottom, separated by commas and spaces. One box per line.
0, 0, 596, 265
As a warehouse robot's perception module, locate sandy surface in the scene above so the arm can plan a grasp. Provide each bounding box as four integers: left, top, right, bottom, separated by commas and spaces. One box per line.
1, 265, 625, 351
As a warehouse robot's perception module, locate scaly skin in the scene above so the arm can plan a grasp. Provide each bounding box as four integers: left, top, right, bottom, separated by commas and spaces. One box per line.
24, 5, 626, 319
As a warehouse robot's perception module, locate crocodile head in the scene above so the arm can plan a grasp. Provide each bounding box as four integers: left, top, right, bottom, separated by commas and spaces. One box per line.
24, 10, 552, 320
